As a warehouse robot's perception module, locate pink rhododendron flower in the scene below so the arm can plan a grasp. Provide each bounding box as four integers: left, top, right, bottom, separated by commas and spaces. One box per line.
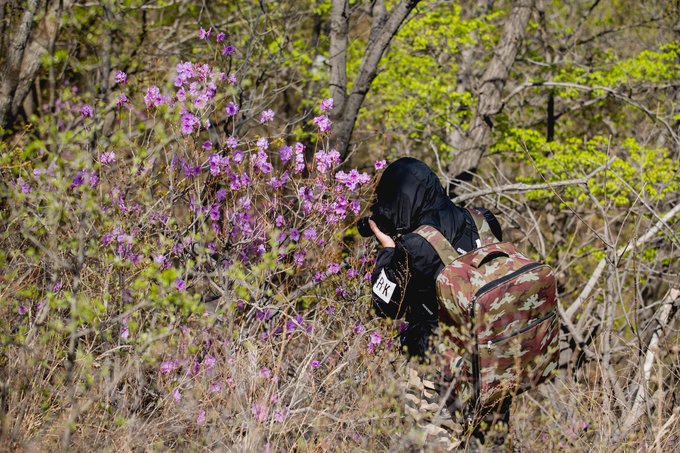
80, 104, 93, 118
203, 354, 216, 369
114, 70, 127, 84
100, 151, 115, 165
226, 136, 238, 149
173, 388, 182, 402
310, 360, 321, 368
216, 32, 225, 42
225, 101, 239, 116
279, 145, 293, 163
144, 85, 163, 108
251, 403, 268, 422
256, 137, 269, 151
160, 360, 179, 375
313, 115, 332, 132
120, 318, 129, 340
197, 408, 206, 425
260, 109, 275, 123
198, 27, 211, 40
370, 332, 382, 345
374, 159, 387, 169
174, 279, 186, 292
320, 98, 334, 111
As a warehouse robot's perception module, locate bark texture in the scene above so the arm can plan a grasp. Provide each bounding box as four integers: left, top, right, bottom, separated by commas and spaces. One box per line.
445, 1, 533, 187
329, 0, 421, 159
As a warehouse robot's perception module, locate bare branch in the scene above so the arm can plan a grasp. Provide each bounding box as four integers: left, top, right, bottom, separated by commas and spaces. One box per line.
564, 204, 680, 321
621, 288, 679, 433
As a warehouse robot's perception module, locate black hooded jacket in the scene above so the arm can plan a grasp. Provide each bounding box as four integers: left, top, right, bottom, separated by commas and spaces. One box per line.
370, 158, 502, 357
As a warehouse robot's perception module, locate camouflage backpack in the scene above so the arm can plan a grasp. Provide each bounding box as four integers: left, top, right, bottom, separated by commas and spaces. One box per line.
414, 208, 559, 411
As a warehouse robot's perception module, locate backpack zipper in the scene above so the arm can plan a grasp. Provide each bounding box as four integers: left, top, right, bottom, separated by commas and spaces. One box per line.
469, 261, 548, 408
470, 299, 481, 409
474, 262, 545, 300
482, 311, 556, 346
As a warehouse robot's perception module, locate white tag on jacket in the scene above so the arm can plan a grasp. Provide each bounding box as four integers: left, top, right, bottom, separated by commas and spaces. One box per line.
373, 269, 396, 304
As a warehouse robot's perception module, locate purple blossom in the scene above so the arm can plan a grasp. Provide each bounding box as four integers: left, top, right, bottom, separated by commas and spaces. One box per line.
52, 281, 62, 293
369, 332, 382, 345
175, 62, 194, 86
294, 142, 306, 174
209, 382, 222, 393
310, 360, 321, 368
256, 137, 269, 151
312, 115, 332, 132
114, 70, 127, 84
217, 188, 227, 201
259, 367, 271, 379
120, 318, 129, 340
303, 227, 317, 241
100, 151, 115, 165
347, 268, 359, 279
203, 354, 216, 369
335, 169, 371, 191
70, 171, 85, 189
154, 254, 166, 265
350, 199, 361, 214
197, 408, 206, 425
18, 301, 29, 316
374, 159, 387, 170
274, 410, 288, 423
180, 111, 200, 134
315, 149, 340, 174
199, 27, 211, 40
314, 272, 325, 283
328, 262, 340, 274
160, 360, 179, 375
226, 136, 238, 149
174, 278, 187, 292
228, 73, 237, 84
275, 215, 284, 227
173, 387, 182, 402
116, 93, 128, 107
293, 250, 306, 266
16, 177, 31, 194
251, 403, 268, 422
225, 101, 239, 116
254, 150, 273, 173
144, 85, 163, 108
259, 109, 275, 124
289, 228, 300, 242
80, 104, 93, 118
216, 32, 225, 42
222, 45, 236, 56
279, 145, 293, 163
320, 98, 334, 111
353, 322, 366, 335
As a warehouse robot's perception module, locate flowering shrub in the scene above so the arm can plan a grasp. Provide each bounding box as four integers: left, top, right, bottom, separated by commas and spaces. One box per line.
0, 30, 410, 451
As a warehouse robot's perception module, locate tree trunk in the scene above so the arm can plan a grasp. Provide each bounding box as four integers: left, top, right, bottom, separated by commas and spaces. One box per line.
329, 0, 420, 160
445, 1, 533, 188
0, 0, 40, 130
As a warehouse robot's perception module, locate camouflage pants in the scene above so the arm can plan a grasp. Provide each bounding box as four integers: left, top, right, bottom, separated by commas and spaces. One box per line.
401, 367, 512, 452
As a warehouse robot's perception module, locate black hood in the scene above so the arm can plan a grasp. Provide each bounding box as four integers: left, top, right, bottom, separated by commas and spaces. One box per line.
372, 157, 455, 236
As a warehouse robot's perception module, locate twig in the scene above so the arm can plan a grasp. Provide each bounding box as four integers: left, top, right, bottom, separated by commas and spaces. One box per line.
564, 204, 680, 321
621, 288, 679, 433
452, 158, 612, 203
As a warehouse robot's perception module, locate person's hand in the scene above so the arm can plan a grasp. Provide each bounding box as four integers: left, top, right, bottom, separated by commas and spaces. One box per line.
369, 219, 396, 248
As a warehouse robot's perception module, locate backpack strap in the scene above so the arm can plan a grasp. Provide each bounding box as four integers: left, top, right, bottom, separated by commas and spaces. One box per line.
466, 208, 499, 246
414, 225, 460, 266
